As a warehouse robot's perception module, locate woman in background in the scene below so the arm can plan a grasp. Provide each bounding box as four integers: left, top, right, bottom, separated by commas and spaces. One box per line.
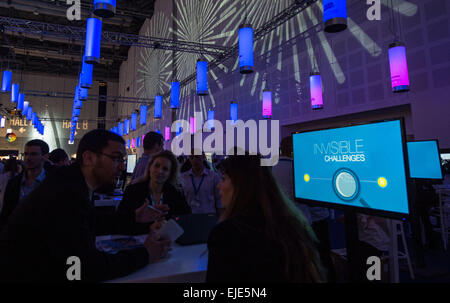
206, 152, 325, 282
117, 150, 191, 235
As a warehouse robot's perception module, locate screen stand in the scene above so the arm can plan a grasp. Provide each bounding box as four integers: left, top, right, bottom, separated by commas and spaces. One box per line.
410, 181, 426, 268
344, 209, 362, 282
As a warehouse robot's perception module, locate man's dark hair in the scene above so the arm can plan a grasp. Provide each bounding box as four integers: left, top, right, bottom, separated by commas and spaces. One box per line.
25, 139, 49, 155
48, 148, 69, 164
76, 129, 125, 165
143, 131, 163, 151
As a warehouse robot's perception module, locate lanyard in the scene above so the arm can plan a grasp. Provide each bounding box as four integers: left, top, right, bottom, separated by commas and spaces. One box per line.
190, 174, 205, 196
150, 192, 163, 206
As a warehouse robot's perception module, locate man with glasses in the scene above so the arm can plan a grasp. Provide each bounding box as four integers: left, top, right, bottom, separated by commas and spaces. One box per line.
0, 139, 49, 230
0, 129, 170, 282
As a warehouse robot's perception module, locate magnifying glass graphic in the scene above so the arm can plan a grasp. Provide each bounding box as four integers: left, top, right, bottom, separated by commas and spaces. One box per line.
332, 168, 371, 208
332, 168, 360, 201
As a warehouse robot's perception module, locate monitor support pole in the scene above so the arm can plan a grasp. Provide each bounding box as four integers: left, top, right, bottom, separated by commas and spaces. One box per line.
410, 181, 426, 268
344, 209, 362, 282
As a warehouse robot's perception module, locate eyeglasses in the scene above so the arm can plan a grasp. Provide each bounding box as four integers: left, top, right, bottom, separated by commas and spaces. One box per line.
96, 152, 126, 164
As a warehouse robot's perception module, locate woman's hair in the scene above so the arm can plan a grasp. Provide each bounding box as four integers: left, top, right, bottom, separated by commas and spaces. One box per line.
219, 152, 325, 282
140, 150, 179, 186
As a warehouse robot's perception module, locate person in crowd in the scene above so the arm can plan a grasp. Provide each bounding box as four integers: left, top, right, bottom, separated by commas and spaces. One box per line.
0, 129, 171, 282
48, 148, 70, 167
206, 152, 325, 282
117, 150, 191, 235
180, 149, 223, 215
130, 131, 164, 183
0, 158, 21, 214
0, 139, 50, 230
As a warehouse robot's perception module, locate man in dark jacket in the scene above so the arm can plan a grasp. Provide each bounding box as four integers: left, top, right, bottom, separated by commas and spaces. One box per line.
0, 139, 49, 231
0, 129, 170, 282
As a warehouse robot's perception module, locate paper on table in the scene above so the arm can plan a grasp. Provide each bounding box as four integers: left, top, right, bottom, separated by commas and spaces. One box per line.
155, 219, 184, 242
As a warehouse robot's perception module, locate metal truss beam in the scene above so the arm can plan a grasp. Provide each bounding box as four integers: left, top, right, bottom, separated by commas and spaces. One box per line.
22, 89, 154, 104
0, 16, 229, 57
171, 0, 319, 97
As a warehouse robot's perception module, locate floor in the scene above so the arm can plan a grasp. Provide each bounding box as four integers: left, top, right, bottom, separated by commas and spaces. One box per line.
327, 210, 450, 283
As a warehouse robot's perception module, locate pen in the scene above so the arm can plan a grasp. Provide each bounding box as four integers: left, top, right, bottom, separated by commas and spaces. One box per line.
147, 205, 165, 214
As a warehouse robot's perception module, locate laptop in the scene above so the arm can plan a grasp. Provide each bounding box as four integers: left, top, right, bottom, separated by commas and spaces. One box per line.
174, 213, 219, 245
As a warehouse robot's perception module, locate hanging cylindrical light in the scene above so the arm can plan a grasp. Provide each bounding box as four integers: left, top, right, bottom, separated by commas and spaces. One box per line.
74, 97, 83, 109
136, 136, 141, 147
118, 122, 124, 136
80, 55, 93, 89
124, 119, 130, 135
84, 17, 103, 64
388, 41, 410, 93
93, 0, 116, 18
238, 24, 254, 74
127, 139, 131, 149
140, 105, 147, 125
1, 70, 12, 92
23, 101, 29, 117
32, 112, 37, 126
1, 117, 5, 128
131, 138, 136, 149
165, 126, 171, 141
323, 0, 348, 33
262, 90, 272, 119
131, 113, 137, 131
190, 117, 196, 134
230, 102, 238, 124
154, 95, 162, 119
310, 72, 324, 110
170, 81, 180, 109
196, 59, 208, 95
11, 84, 19, 103
73, 107, 81, 117
207, 110, 214, 130
17, 93, 25, 111
78, 85, 88, 101
26, 106, 33, 120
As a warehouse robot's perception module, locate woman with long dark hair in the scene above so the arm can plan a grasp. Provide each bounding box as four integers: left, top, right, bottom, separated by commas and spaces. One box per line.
206, 153, 325, 282
117, 150, 191, 235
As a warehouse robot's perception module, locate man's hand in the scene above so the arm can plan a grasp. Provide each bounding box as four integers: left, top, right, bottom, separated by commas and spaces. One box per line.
135, 199, 169, 223
144, 226, 172, 263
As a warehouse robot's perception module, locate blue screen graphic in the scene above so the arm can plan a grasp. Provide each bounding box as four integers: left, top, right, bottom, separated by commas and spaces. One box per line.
293, 120, 409, 215
407, 141, 442, 179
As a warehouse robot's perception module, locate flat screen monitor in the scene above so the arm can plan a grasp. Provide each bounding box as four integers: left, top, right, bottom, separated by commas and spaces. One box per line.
126, 154, 137, 174
441, 153, 450, 164
293, 119, 410, 217
407, 140, 443, 180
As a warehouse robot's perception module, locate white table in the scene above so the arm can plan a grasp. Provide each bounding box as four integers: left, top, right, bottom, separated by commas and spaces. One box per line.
99, 236, 208, 283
